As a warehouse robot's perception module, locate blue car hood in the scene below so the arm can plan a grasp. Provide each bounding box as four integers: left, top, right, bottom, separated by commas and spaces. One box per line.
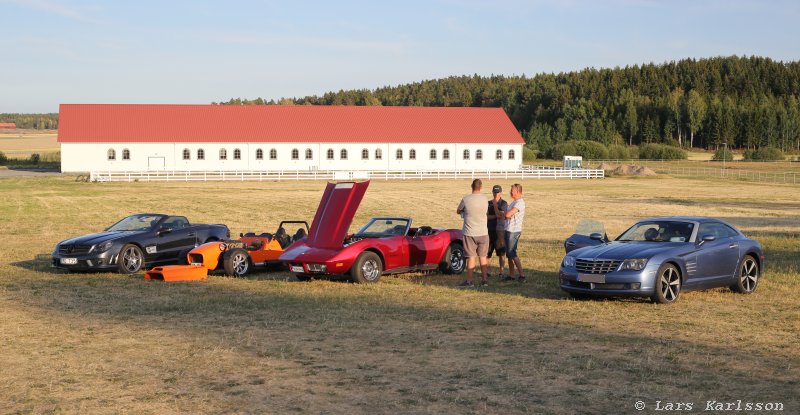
571, 241, 686, 260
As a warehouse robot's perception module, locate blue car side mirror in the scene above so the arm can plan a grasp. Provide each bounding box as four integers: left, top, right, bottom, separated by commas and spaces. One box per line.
698, 234, 716, 245
589, 233, 604, 241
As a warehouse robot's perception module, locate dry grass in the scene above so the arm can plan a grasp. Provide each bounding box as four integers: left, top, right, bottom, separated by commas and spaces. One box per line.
1, 176, 798, 414
0, 131, 58, 158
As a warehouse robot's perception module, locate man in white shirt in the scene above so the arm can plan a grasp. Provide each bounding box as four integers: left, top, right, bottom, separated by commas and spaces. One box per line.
493, 183, 525, 282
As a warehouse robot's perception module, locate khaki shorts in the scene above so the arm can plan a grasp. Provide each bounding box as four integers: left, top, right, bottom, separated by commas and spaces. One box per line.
463, 235, 490, 258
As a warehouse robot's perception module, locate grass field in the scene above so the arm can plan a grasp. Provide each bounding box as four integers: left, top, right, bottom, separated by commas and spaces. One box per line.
0, 130, 58, 159
1, 175, 798, 414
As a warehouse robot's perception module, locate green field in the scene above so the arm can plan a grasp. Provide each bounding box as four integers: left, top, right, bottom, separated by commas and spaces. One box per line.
1, 176, 798, 414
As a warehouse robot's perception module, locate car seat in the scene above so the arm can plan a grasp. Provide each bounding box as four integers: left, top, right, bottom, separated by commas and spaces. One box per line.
644, 228, 659, 241
244, 232, 256, 237
292, 228, 307, 242
275, 227, 290, 248
415, 226, 433, 237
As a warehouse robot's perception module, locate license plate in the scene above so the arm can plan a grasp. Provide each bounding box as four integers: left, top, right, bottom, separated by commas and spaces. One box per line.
290, 265, 304, 273
60, 258, 78, 265
578, 273, 605, 283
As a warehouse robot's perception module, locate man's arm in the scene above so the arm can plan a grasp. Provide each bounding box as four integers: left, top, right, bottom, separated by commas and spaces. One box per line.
456, 199, 465, 215
504, 207, 519, 219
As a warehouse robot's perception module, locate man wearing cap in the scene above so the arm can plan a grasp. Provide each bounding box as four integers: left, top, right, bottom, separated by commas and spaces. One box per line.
456, 179, 490, 287
493, 183, 526, 282
486, 184, 508, 279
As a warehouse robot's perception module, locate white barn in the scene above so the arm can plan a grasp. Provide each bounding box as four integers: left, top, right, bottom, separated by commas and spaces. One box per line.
58, 104, 524, 173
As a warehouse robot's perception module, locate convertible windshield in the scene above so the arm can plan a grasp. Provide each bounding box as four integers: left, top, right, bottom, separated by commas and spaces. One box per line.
107, 215, 164, 232
617, 221, 694, 242
356, 218, 410, 237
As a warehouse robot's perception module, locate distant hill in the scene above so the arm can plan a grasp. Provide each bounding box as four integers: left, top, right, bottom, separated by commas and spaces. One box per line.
0, 113, 58, 130
219, 56, 800, 153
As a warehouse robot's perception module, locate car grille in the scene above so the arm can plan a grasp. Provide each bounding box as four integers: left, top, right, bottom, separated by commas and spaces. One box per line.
59, 244, 92, 255
575, 259, 621, 274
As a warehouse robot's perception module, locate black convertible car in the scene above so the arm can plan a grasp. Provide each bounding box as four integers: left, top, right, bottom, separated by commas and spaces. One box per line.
52, 214, 230, 273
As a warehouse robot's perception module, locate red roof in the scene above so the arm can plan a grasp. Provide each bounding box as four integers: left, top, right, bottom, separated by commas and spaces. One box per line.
0, 123, 16, 128
57, 104, 523, 144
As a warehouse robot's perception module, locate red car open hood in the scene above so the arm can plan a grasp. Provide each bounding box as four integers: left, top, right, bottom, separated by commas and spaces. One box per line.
306, 181, 370, 250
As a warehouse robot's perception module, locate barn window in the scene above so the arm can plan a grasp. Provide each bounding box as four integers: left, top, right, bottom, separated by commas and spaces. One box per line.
107, 149, 116, 160
409, 149, 416, 160
496, 149, 503, 160
305, 148, 313, 160
508, 149, 515, 160
122, 149, 130, 160
291, 148, 299, 160
256, 149, 263, 160
361, 148, 369, 160
463, 149, 470, 160
430, 149, 437, 160
269, 148, 277, 160
396, 149, 403, 160
197, 149, 205, 160
219, 149, 227, 160
375, 149, 382, 159
183, 148, 191, 160
340, 149, 348, 160
233, 149, 241, 160
443, 149, 450, 160
327, 149, 334, 160
476, 149, 483, 160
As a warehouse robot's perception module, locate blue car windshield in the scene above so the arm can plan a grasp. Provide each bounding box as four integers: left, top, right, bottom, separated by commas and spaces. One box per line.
107, 215, 164, 232
617, 221, 694, 242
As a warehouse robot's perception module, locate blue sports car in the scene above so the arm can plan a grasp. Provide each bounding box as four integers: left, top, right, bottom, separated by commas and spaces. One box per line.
559, 217, 764, 304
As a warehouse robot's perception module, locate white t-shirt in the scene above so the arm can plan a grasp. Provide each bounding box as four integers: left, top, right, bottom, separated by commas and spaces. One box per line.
504, 198, 525, 232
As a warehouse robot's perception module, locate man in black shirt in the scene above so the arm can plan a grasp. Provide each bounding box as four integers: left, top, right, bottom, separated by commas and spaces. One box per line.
486, 185, 508, 279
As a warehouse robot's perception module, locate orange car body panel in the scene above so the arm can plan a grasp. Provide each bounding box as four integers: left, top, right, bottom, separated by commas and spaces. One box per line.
144, 265, 208, 281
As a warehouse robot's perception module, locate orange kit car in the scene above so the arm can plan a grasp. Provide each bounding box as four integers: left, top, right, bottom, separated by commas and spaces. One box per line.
145, 221, 309, 281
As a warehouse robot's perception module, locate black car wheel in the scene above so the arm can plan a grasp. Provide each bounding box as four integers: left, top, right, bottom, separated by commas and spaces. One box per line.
223, 248, 251, 277
295, 273, 312, 281
439, 243, 466, 274
651, 263, 681, 304
731, 255, 759, 294
351, 251, 382, 283
118, 244, 144, 274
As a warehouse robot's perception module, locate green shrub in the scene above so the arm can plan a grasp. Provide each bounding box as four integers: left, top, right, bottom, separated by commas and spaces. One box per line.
29, 153, 41, 164
744, 147, 785, 161
711, 148, 733, 161
522, 145, 537, 161
0, 151, 6, 165
663, 138, 680, 147
628, 145, 639, 159
607, 145, 631, 160
549, 142, 578, 160
639, 143, 688, 160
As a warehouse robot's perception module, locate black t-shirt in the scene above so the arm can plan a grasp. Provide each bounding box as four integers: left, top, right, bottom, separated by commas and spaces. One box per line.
487, 199, 508, 231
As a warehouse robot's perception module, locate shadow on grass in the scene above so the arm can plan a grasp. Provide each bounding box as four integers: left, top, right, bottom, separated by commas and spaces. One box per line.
4, 254, 798, 413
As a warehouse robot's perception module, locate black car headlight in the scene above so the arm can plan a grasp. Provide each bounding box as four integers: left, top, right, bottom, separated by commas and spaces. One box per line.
93, 240, 115, 253
562, 256, 576, 268
619, 258, 648, 271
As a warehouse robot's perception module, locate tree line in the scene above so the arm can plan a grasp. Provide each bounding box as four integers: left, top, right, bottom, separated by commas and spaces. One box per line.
217, 56, 800, 155
0, 113, 58, 129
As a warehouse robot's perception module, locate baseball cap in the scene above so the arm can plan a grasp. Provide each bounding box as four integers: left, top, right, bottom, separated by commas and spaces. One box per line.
492, 185, 502, 193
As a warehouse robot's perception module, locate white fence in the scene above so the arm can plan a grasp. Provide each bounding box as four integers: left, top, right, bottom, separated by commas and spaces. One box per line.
89, 168, 605, 182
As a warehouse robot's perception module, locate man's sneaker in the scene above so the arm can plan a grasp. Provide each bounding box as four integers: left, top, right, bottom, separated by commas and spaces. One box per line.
480, 280, 489, 287
518, 276, 527, 283
501, 275, 517, 282
458, 280, 475, 287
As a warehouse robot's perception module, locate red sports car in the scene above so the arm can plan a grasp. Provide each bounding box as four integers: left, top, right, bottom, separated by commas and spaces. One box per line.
279, 181, 466, 283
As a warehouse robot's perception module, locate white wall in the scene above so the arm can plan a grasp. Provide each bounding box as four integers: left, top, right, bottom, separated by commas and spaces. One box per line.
61, 142, 523, 172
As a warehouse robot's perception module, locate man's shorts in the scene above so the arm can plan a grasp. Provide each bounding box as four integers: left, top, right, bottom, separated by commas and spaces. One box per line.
505, 231, 522, 260
487, 229, 506, 258
463, 234, 490, 258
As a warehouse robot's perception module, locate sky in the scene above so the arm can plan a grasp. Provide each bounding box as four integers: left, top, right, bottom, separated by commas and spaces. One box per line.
1, 0, 799, 113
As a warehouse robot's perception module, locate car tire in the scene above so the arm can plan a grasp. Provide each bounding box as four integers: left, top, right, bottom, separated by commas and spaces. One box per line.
223, 248, 251, 277
351, 251, 382, 283
731, 255, 759, 294
176, 248, 191, 265
651, 263, 681, 304
117, 244, 144, 274
439, 243, 466, 274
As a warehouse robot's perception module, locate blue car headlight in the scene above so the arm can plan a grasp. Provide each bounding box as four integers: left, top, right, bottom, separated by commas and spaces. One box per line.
93, 240, 115, 253
619, 258, 648, 271
562, 256, 576, 268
